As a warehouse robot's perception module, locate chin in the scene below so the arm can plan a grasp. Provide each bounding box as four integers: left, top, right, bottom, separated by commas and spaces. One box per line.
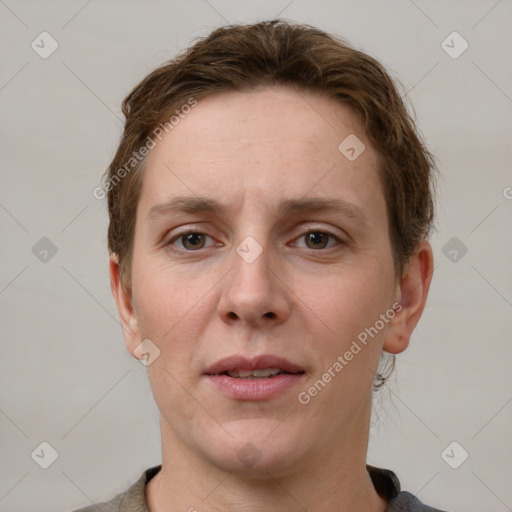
199, 419, 308, 477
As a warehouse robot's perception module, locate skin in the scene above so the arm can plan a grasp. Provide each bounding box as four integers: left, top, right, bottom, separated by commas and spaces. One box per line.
110, 86, 433, 511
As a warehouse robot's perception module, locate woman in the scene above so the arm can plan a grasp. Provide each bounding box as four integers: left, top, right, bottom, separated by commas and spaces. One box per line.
76, 19, 445, 511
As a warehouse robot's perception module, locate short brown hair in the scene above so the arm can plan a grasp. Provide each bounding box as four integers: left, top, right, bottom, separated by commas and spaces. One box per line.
103, 19, 437, 386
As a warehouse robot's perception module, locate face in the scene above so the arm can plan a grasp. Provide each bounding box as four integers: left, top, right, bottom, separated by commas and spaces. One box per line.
112, 86, 423, 477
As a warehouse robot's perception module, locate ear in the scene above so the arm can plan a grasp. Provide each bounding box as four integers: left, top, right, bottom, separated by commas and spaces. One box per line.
109, 253, 140, 358
383, 240, 434, 354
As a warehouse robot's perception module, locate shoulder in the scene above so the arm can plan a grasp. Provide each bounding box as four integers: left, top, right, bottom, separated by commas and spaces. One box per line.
386, 491, 449, 512
70, 465, 162, 512
367, 465, 449, 512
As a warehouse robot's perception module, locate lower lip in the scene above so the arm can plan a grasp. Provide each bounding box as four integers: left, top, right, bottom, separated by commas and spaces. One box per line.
205, 373, 305, 400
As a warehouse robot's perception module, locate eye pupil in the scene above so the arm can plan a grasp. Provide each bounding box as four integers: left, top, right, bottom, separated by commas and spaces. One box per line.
306, 232, 328, 249
183, 233, 205, 250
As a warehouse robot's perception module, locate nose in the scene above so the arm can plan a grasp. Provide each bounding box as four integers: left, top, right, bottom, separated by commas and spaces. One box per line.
217, 242, 291, 327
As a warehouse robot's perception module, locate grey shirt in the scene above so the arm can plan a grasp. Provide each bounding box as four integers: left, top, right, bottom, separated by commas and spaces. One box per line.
72, 464, 448, 511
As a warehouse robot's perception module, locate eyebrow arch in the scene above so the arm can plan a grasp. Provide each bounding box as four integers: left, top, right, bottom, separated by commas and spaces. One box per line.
277, 197, 366, 223
147, 195, 367, 224
147, 196, 228, 219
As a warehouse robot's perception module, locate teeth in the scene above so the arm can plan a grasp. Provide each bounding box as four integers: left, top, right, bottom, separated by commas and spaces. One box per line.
254, 368, 281, 377
226, 368, 281, 378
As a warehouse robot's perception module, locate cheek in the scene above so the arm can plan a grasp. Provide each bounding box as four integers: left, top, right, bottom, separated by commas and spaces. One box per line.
131, 261, 197, 356
131, 267, 211, 423
304, 261, 394, 336
297, 257, 395, 388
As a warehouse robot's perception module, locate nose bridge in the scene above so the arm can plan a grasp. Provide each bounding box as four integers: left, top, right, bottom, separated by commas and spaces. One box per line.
234, 237, 271, 292
218, 233, 289, 325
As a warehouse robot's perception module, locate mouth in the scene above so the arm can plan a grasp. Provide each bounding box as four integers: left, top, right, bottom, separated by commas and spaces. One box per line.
220, 368, 293, 379
204, 354, 305, 377
204, 355, 306, 400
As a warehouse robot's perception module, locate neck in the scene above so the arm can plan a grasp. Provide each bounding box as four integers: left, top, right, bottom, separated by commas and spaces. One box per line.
146, 414, 387, 512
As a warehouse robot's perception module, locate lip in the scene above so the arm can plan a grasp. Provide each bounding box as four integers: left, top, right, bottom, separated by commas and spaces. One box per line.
204, 355, 306, 401
204, 355, 304, 375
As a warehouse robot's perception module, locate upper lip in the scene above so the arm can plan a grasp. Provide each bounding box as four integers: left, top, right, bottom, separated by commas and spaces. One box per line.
204, 355, 305, 375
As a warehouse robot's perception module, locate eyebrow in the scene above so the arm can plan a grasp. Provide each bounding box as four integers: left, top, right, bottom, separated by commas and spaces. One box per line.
147, 195, 367, 224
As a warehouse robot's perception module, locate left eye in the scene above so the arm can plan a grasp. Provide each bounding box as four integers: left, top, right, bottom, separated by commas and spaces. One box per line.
294, 231, 341, 250
170, 232, 215, 251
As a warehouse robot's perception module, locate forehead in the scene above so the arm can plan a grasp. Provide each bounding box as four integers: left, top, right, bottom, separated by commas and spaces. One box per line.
139, 86, 384, 218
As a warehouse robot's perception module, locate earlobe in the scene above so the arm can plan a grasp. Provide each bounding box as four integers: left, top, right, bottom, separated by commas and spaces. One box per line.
382, 240, 434, 355
109, 254, 140, 356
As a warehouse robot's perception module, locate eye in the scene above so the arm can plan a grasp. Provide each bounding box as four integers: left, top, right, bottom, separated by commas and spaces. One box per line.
167, 231, 216, 251
165, 228, 344, 253
293, 230, 343, 250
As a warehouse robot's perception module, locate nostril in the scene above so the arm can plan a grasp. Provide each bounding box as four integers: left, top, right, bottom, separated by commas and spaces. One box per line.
264, 312, 275, 318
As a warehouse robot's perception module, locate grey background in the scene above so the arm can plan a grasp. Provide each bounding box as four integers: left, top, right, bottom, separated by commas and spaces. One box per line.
1, 0, 511, 511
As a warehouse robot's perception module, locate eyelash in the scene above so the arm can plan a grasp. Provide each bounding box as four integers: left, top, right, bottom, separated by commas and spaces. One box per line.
165, 228, 345, 253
